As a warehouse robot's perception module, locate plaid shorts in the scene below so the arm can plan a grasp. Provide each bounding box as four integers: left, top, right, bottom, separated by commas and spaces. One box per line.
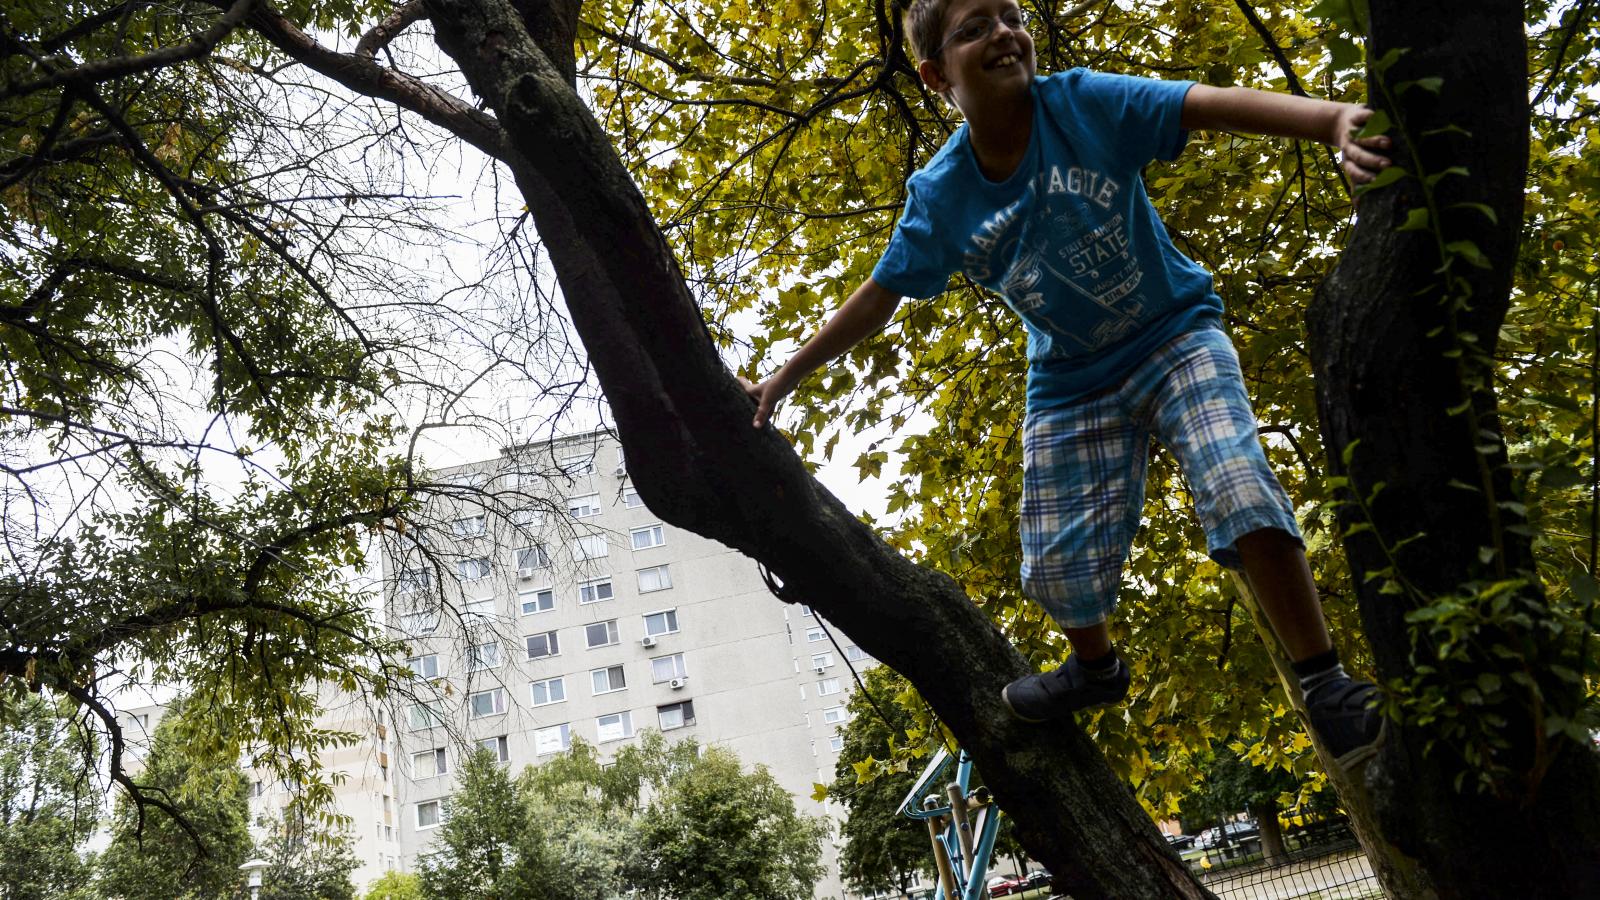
1020, 326, 1301, 628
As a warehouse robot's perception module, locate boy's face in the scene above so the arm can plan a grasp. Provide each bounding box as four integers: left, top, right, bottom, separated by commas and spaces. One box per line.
920, 0, 1036, 113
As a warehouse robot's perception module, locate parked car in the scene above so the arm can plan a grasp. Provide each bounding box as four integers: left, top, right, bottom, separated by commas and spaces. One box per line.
986, 874, 1025, 897
1024, 868, 1053, 889
1166, 832, 1196, 850
1195, 820, 1260, 849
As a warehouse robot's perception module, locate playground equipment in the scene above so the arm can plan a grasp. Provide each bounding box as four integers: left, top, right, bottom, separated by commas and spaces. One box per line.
896, 746, 1004, 900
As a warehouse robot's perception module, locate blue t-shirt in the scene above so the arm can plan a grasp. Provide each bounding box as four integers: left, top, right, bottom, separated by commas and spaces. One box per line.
871, 69, 1223, 411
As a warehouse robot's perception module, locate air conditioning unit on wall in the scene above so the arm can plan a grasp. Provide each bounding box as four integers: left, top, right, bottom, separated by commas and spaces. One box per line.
669, 678, 686, 690
640, 636, 657, 648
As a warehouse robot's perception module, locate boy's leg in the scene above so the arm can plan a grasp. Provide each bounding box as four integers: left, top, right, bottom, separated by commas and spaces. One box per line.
1234, 529, 1330, 661
1142, 328, 1384, 769
1236, 528, 1385, 769
1002, 393, 1142, 722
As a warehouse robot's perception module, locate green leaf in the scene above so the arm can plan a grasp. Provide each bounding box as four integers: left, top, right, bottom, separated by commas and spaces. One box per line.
1309, 0, 1363, 31
1448, 201, 1498, 224
1371, 47, 1408, 74
1327, 35, 1363, 71
1355, 165, 1409, 194
1355, 109, 1392, 139
1444, 240, 1493, 269
1396, 207, 1431, 232
1424, 166, 1471, 187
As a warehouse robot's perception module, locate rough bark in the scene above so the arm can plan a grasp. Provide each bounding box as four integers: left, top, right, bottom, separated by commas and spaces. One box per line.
1308, 2, 1600, 896
415, 0, 1213, 896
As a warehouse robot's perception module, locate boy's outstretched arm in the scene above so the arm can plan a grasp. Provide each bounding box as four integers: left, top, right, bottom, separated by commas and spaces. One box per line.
742, 277, 903, 428
1180, 85, 1392, 185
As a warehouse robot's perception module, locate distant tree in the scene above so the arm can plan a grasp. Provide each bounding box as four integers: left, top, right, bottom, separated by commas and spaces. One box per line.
256, 810, 359, 900
520, 741, 641, 900
1179, 743, 1301, 864
0, 694, 98, 900
829, 666, 933, 899
628, 740, 828, 900
95, 698, 251, 900
359, 872, 422, 900
416, 749, 543, 900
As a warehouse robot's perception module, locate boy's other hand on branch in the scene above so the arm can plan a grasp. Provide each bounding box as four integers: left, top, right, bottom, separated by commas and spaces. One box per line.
1335, 105, 1393, 185
740, 375, 792, 429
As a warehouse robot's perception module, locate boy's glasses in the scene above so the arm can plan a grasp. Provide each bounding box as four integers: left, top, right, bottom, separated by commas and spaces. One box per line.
935, 9, 1030, 57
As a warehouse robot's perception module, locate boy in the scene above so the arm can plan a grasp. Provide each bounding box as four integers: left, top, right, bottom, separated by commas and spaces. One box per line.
742, 0, 1389, 770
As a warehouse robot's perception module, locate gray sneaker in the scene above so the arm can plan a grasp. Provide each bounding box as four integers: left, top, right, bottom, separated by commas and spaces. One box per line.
1306, 678, 1387, 772
1002, 655, 1130, 723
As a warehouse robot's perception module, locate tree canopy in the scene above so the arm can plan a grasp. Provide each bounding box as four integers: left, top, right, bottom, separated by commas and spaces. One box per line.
3, 0, 1599, 896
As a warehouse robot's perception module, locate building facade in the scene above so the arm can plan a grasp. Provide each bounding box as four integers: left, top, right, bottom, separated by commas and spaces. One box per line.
382, 430, 875, 898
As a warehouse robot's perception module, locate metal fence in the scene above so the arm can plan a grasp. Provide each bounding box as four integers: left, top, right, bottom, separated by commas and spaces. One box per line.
1189, 823, 1386, 900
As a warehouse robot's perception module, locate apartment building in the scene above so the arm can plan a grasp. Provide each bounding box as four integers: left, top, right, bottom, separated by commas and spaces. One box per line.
383, 430, 876, 899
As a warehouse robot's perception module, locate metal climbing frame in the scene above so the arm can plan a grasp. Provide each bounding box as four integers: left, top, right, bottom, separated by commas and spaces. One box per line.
896, 747, 1003, 900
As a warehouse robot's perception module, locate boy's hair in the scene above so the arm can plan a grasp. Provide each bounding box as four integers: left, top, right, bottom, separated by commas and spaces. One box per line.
903, 0, 958, 63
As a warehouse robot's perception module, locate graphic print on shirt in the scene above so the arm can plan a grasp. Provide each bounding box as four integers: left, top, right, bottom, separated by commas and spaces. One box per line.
965, 163, 1149, 355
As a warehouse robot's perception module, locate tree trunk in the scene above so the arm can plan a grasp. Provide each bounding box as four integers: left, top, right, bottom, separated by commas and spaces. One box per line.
419, 1, 1212, 897
1307, 2, 1600, 897
1245, 800, 1285, 867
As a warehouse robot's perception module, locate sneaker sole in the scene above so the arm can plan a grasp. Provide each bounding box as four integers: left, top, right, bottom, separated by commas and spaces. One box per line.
1334, 717, 1389, 773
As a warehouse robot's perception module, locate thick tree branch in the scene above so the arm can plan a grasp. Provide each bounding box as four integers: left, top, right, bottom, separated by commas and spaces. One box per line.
356, 0, 428, 58
240, 3, 514, 163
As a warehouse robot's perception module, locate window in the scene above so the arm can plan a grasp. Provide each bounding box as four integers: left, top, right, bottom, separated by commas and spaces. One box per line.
805, 627, 825, 643
525, 630, 560, 660
406, 654, 439, 679
457, 558, 491, 581
637, 565, 671, 593
845, 644, 866, 662
412, 748, 447, 778
651, 653, 687, 683
596, 711, 634, 743
658, 700, 695, 730
468, 642, 501, 672
817, 678, 842, 696
478, 735, 509, 763
415, 800, 442, 829
643, 609, 678, 637
515, 545, 551, 571
591, 665, 626, 694
811, 652, 834, 670
511, 507, 543, 527
450, 515, 486, 537
397, 568, 431, 594
630, 525, 665, 550
567, 494, 602, 518
468, 688, 506, 719
585, 620, 619, 649
530, 676, 566, 707
622, 483, 643, 508
573, 534, 608, 560
801, 605, 814, 617
399, 607, 438, 635
559, 454, 595, 476
464, 596, 496, 618
829, 734, 845, 752
579, 578, 614, 604
519, 587, 554, 615
534, 723, 571, 755
407, 702, 443, 730
823, 706, 848, 725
